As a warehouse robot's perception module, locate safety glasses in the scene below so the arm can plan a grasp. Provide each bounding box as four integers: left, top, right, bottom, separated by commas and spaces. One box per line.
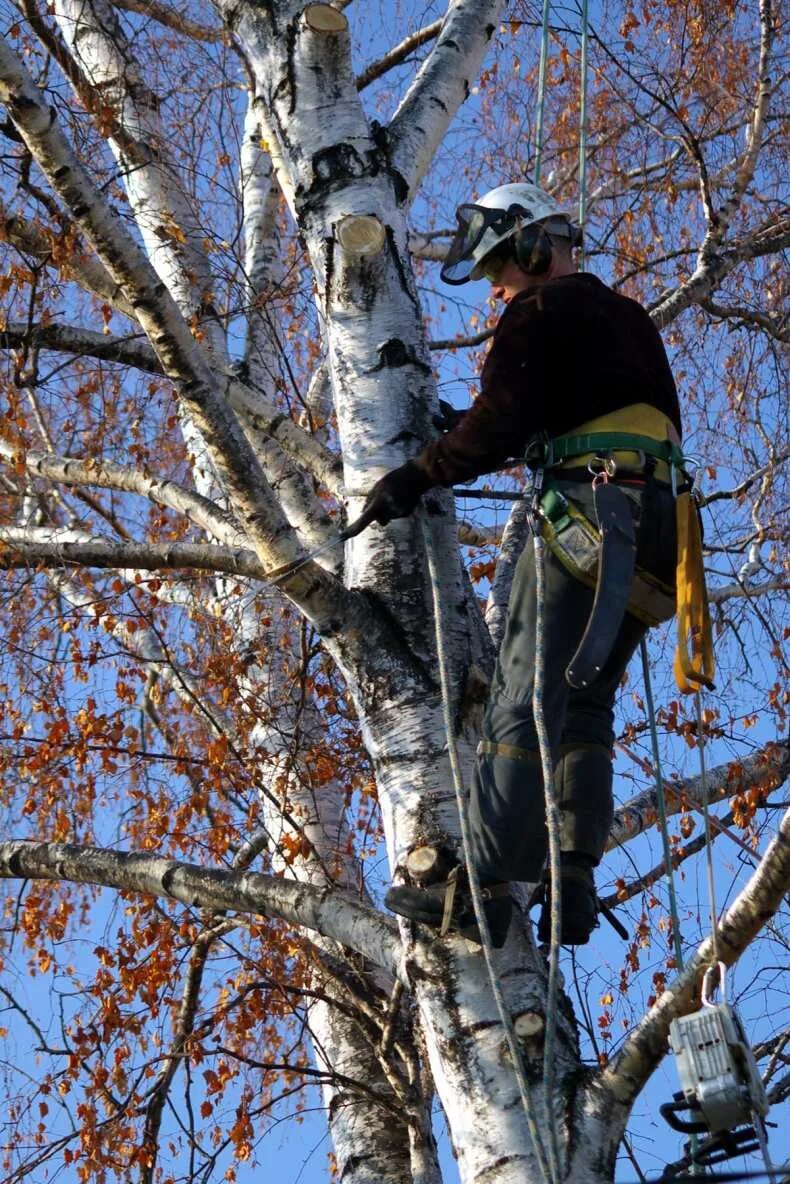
478, 243, 513, 283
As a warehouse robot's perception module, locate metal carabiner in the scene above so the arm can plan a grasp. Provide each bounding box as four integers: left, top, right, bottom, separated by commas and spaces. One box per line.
589, 455, 616, 488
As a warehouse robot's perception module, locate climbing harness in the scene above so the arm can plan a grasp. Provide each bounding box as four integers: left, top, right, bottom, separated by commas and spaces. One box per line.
661, 965, 773, 1173
525, 418, 693, 685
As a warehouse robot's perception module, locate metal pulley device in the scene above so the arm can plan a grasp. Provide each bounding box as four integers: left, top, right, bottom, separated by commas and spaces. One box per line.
661, 964, 772, 1169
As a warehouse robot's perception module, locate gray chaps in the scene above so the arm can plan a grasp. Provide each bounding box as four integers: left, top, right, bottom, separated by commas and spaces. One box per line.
469, 478, 677, 883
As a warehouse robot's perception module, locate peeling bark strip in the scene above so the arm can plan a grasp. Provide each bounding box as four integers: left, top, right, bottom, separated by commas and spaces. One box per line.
0, 840, 401, 974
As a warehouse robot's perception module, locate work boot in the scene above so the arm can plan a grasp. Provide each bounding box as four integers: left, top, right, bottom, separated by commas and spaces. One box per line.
385, 866, 513, 949
535, 853, 598, 945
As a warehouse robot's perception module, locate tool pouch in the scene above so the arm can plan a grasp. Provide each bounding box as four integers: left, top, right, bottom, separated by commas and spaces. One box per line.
538, 483, 676, 629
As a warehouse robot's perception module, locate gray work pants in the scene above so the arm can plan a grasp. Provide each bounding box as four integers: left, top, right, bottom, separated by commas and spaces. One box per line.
469, 478, 677, 883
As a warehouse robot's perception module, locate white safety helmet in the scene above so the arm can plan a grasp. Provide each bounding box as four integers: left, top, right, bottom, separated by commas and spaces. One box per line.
441, 182, 578, 285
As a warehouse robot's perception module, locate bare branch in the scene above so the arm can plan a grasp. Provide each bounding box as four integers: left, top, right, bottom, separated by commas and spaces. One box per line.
388, 0, 505, 198
112, 0, 226, 42
701, 452, 790, 506
0, 199, 136, 317
0, 840, 401, 973
0, 319, 161, 373
0, 534, 266, 580
428, 327, 494, 351
608, 742, 789, 851
600, 809, 736, 909
651, 219, 790, 328
709, 577, 788, 604
0, 444, 245, 545
356, 19, 442, 91
699, 296, 789, 343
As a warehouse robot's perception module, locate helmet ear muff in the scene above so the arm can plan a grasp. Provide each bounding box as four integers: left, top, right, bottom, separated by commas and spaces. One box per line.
513, 223, 553, 275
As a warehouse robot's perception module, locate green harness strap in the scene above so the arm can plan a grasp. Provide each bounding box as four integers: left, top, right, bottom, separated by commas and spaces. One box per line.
547, 431, 686, 469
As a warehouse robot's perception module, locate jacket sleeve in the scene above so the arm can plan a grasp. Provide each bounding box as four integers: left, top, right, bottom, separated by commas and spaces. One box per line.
412, 292, 548, 488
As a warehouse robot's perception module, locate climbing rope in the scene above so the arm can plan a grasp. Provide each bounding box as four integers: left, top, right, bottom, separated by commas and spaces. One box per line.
532, 530, 565, 1184
578, 0, 590, 269
420, 511, 555, 1184
640, 639, 686, 971
533, 0, 552, 185
695, 688, 721, 964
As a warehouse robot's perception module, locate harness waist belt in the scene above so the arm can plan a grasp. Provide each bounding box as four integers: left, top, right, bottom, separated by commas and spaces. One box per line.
548, 432, 685, 470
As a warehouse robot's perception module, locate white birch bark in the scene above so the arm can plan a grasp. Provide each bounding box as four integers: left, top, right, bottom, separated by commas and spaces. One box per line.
53, 0, 228, 360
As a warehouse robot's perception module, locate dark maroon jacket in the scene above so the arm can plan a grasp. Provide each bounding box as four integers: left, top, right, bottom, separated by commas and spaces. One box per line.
413, 272, 681, 489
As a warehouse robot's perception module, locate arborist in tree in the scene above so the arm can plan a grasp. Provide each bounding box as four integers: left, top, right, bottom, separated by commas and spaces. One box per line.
360, 182, 684, 949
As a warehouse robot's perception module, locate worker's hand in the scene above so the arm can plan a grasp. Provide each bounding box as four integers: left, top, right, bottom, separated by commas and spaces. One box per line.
432, 399, 467, 433
351, 461, 432, 534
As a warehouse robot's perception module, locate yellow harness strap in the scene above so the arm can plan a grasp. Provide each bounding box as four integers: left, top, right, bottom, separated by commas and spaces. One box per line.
674, 491, 715, 693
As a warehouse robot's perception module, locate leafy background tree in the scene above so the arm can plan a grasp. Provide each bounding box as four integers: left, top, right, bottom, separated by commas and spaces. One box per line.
0, 0, 786, 1182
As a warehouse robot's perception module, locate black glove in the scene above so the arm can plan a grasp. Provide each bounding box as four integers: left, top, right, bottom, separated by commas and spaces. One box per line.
432, 399, 467, 433
350, 461, 433, 534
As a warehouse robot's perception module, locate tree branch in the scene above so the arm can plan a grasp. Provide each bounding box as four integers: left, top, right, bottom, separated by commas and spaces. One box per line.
112, 0, 226, 42
0, 319, 161, 373
0, 198, 136, 317
0, 40, 359, 631
600, 809, 736, 910
651, 219, 790, 328
0, 841, 400, 973
387, 0, 506, 198
356, 19, 443, 91
699, 296, 789, 343
608, 742, 788, 851
0, 534, 267, 580
0, 443, 245, 545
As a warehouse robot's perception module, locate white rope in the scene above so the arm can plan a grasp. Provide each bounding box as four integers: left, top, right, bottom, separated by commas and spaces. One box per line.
420, 512, 554, 1184
532, 531, 564, 1184
694, 688, 721, 964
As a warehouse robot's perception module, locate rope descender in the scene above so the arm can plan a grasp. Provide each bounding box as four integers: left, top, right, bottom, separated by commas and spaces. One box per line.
660, 961, 773, 1172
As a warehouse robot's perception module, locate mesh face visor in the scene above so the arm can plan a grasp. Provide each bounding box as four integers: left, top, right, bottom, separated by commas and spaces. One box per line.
440, 204, 522, 285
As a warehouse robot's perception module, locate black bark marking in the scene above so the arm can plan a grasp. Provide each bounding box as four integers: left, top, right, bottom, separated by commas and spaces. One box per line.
367, 338, 431, 374
285, 15, 298, 114
385, 225, 419, 309
312, 142, 367, 183
370, 119, 410, 203
324, 234, 335, 305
